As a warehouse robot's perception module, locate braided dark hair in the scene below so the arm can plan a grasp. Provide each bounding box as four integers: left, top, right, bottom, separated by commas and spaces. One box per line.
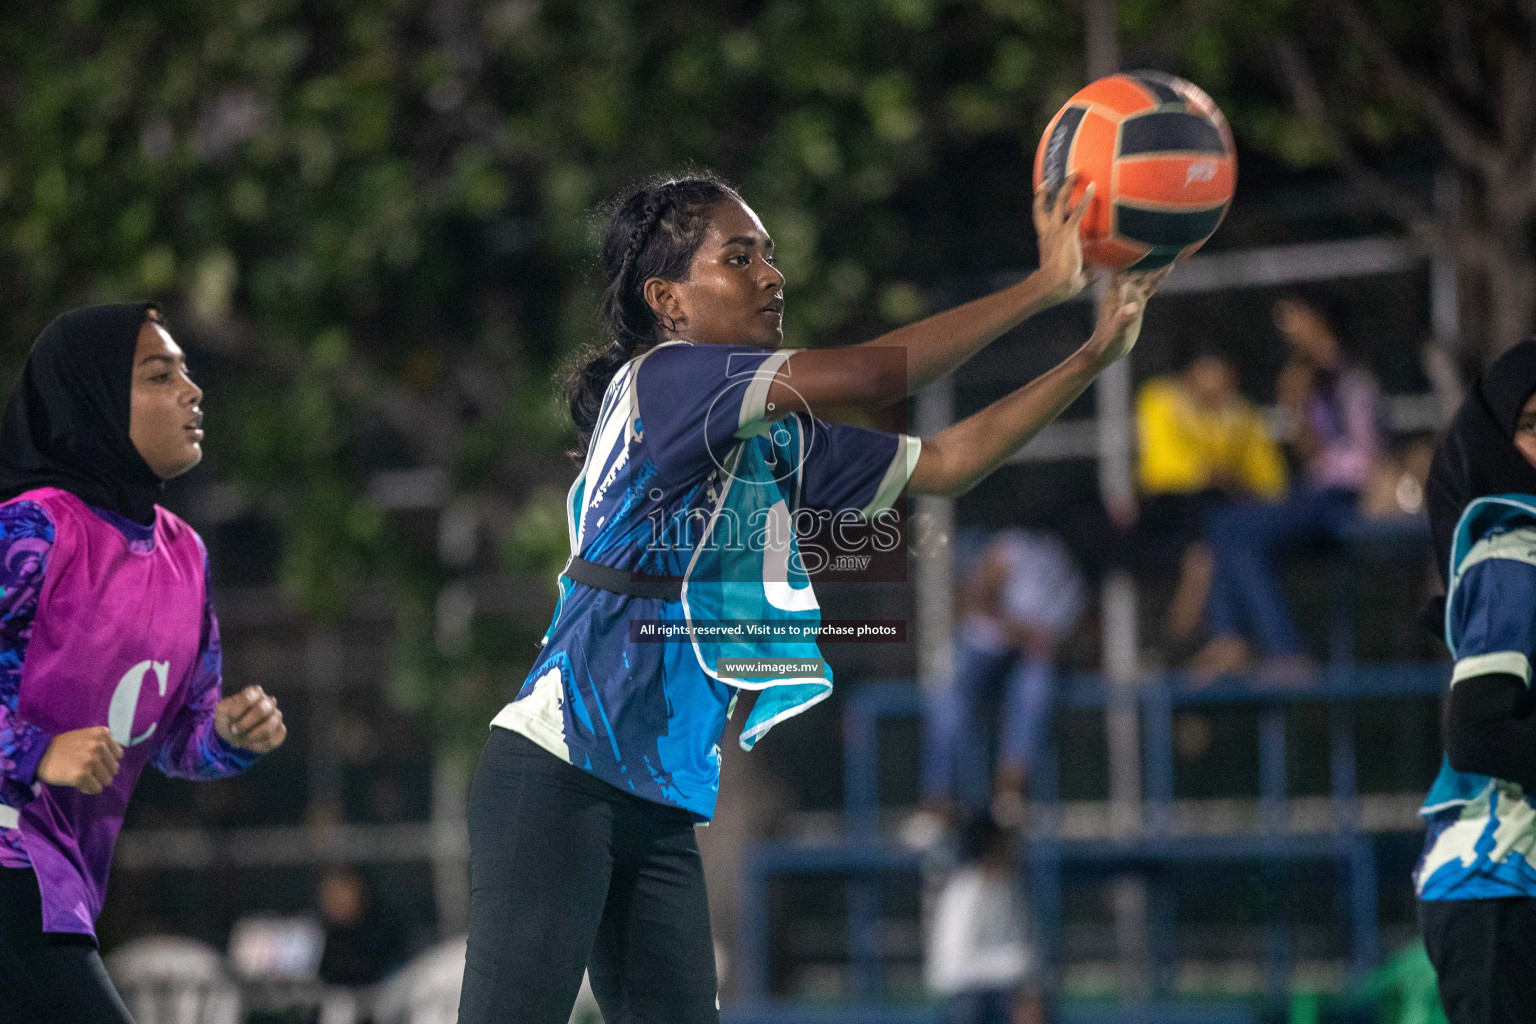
567, 172, 742, 452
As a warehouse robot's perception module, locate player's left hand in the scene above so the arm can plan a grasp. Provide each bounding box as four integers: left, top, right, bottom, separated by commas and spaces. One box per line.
1032, 172, 1093, 305
215, 685, 286, 754
1085, 264, 1173, 367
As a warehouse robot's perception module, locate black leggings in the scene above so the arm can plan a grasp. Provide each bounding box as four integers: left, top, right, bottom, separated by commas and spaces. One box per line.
458, 728, 719, 1024
1422, 897, 1536, 1024
0, 866, 135, 1023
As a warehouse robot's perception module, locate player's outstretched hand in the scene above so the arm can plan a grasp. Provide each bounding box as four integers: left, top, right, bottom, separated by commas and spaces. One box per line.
1085, 264, 1174, 368
38, 727, 122, 795
1032, 172, 1093, 305
216, 685, 287, 754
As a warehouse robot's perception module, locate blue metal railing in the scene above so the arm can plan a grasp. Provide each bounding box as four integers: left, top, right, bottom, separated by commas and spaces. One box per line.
737, 518, 1441, 1018
741, 663, 1448, 1007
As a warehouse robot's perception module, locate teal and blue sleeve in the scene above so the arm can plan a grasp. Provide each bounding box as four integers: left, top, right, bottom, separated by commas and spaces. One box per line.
1444, 555, 1536, 787
1450, 556, 1536, 687
635, 344, 790, 483
797, 417, 921, 519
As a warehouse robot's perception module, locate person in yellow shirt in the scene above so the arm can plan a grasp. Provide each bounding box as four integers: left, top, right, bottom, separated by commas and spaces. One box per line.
1132, 351, 1287, 647
1139, 354, 1287, 499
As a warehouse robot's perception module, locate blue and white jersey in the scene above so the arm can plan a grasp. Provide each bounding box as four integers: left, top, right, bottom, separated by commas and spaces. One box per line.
492, 340, 921, 821
1417, 495, 1536, 899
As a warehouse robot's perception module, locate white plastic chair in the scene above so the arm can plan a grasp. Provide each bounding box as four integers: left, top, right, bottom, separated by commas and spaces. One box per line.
105, 935, 242, 1024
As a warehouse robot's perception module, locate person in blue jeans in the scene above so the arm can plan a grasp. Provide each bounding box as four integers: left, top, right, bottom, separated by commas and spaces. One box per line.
1191, 296, 1384, 683
918, 530, 1084, 832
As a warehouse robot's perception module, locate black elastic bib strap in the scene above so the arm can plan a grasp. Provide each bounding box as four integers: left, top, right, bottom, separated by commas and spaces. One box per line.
561, 555, 684, 602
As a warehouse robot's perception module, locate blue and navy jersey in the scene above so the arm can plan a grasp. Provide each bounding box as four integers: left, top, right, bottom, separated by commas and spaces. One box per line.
492, 341, 920, 820
1417, 500, 1536, 899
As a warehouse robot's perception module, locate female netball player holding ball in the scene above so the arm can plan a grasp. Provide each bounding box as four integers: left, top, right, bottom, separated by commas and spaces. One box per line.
0, 304, 286, 1022
458, 173, 1168, 1024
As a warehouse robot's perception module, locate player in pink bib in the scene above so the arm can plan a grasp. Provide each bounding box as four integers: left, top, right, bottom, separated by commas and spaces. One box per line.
0, 303, 287, 1022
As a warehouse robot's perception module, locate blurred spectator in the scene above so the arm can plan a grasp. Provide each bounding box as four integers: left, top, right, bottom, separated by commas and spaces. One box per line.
1192, 296, 1385, 683
1132, 351, 1287, 647
916, 530, 1085, 836
317, 866, 408, 987
925, 814, 1045, 1024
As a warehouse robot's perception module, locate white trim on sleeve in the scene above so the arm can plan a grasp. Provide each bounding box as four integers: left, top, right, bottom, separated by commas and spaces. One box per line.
860, 435, 922, 519
1451, 651, 1533, 687
1456, 526, 1536, 578
0, 804, 16, 829
735, 350, 797, 437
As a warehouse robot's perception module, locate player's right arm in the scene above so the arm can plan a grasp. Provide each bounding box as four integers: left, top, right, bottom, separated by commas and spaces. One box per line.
1442, 542, 1536, 790
763, 177, 1093, 419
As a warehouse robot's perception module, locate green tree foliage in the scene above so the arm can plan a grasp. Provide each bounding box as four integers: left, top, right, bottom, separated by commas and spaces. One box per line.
4, 0, 1503, 749
0, 0, 1086, 745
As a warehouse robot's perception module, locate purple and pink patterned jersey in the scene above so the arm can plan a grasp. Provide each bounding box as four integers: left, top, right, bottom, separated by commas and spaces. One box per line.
0, 488, 257, 935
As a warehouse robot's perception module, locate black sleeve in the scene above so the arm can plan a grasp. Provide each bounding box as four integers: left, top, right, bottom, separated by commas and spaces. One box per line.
1445, 672, 1536, 790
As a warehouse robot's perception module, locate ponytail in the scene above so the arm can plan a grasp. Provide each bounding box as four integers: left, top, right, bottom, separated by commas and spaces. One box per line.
566, 172, 741, 452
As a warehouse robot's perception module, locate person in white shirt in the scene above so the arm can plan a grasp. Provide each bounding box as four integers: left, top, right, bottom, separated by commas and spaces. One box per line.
926, 814, 1046, 1024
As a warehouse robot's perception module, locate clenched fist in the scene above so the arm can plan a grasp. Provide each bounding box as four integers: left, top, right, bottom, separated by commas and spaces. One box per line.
38, 727, 123, 795
215, 685, 286, 754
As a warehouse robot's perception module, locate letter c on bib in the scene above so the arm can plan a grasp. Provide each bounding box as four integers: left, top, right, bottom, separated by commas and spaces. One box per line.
108, 660, 170, 747
762, 500, 818, 612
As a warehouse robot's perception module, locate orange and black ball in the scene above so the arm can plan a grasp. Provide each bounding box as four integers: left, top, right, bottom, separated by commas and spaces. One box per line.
1034, 71, 1237, 270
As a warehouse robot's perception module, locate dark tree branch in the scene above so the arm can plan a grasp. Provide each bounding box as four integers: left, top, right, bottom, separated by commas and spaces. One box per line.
1272, 37, 1437, 228
1498, 46, 1536, 219
1334, 0, 1503, 178
1444, 0, 1484, 98
1500, 45, 1536, 150
1274, 36, 1498, 274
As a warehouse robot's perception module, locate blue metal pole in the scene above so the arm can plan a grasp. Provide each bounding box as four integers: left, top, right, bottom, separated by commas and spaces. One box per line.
844, 690, 879, 837
1258, 705, 1290, 998
1143, 682, 1174, 839
1028, 731, 1064, 986
1349, 836, 1380, 977
848, 876, 883, 999
739, 849, 771, 1000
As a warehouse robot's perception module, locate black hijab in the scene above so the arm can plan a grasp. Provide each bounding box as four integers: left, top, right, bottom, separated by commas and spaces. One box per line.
1426, 338, 1536, 586
0, 303, 165, 525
